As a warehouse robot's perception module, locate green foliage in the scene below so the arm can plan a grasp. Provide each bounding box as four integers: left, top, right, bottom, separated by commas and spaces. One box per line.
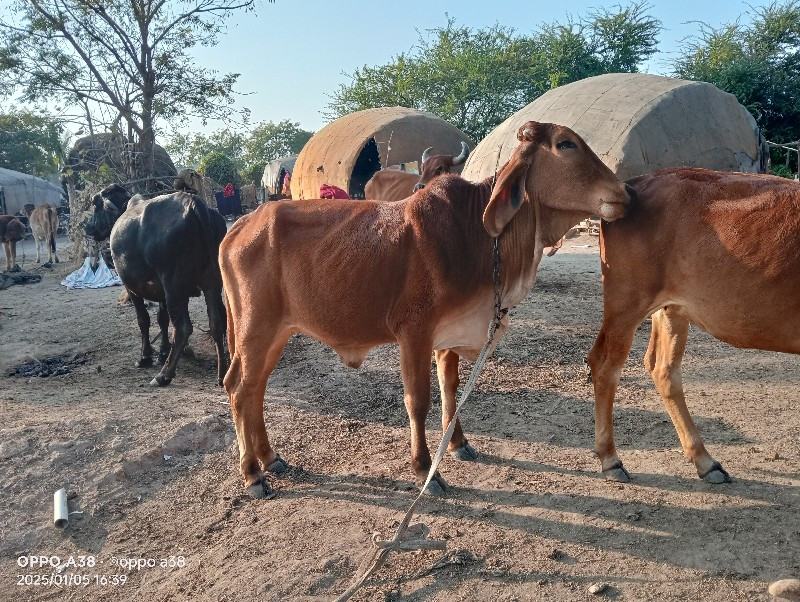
165, 130, 245, 171
0, 110, 63, 176
199, 151, 239, 187
326, 4, 661, 140
242, 162, 267, 186
166, 119, 312, 184
243, 120, 313, 166
0, 0, 254, 190
770, 162, 798, 179
673, 0, 800, 146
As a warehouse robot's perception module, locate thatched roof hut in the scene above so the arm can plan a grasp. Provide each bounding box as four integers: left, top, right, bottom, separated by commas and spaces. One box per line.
62, 132, 177, 192
291, 107, 473, 199
462, 73, 768, 183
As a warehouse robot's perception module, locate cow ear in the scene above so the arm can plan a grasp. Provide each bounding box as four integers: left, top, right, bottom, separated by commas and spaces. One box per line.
482, 158, 529, 237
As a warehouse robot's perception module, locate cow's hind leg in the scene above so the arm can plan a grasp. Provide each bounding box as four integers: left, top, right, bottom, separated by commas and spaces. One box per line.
130, 291, 155, 368
3, 241, 11, 271
49, 232, 59, 264
645, 308, 730, 483
156, 302, 171, 364
225, 330, 291, 498
34, 236, 42, 263
435, 349, 477, 461
400, 339, 448, 496
151, 293, 191, 386
587, 313, 642, 482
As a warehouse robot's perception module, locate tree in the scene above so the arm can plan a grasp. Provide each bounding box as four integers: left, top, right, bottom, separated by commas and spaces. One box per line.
241, 119, 312, 184
243, 120, 313, 165
673, 0, 800, 173
0, 0, 255, 192
326, 5, 661, 141
0, 109, 63, 176
199, 150, 239, 187
166, 119, 313, 185
165, 130, 246, 171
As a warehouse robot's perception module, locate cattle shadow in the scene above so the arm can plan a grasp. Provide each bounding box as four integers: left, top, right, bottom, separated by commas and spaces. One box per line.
271, 465, 800, 594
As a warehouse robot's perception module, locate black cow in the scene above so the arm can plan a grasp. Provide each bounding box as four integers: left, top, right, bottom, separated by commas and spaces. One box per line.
85, 185, 228, 386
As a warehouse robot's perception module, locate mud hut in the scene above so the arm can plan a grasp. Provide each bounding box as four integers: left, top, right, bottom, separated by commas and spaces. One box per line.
291, 107, 472, 200
462, 73, 768, 183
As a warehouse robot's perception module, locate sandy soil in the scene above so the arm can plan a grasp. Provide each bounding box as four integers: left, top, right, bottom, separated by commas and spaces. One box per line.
0, 234, 798, 601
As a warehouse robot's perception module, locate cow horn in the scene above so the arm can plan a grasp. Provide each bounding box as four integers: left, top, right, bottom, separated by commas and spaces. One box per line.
452, 141, 470, 166
421, 147, 433, 164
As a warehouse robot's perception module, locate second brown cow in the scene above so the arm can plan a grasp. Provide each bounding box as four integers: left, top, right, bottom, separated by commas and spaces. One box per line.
364, 141, 469, 202
589, 168, 800, 485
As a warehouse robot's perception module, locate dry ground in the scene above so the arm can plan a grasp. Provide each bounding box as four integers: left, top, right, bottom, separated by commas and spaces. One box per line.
0, 235, 798, 601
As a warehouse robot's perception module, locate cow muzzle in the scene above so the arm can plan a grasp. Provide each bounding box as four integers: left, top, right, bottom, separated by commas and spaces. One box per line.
597, 183, 634, 222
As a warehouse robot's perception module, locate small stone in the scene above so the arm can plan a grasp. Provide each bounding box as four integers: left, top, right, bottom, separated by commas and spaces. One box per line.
769, 579, 800, 601
547, 548, 565, 561
589, 582, 609, 595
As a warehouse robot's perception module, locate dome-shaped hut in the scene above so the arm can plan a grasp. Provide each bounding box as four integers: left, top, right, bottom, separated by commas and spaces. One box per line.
462, 73, 768, 183
262, 155, 297, 199
291, 107, 473, 200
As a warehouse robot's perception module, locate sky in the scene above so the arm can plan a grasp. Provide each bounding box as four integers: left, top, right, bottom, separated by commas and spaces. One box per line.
182, 0, 768, 137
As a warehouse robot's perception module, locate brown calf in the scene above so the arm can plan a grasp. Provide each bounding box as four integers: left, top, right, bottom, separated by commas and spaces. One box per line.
588, 168, 800, 484
27, 204, 59, 264
0, 216, 25, 271
220, 122, 632, 497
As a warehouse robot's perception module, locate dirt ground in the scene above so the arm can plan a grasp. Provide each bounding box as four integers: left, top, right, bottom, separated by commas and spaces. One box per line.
0, 234, 798, 602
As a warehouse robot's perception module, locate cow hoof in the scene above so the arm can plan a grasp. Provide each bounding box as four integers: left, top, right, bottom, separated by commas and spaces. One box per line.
699, 463, 731, 484
136, 357, 154, 368
266, 455, 288, 474
246, 476, 276, 500
602, 461, 631, 483
149, 375, 172, 387
422, 472, 450, 497
449, 442, 478, 461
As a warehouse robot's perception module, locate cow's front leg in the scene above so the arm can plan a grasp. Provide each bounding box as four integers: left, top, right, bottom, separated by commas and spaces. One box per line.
587, 314, 640, 482
400, 340, 448, 496
129, 291, 154, 368
151, 294, 191, 386
435, 349, 477, 461
156, 302, 171, 364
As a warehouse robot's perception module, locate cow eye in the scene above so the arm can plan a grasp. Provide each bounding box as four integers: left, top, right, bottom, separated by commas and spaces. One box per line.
556, 139, 577, 150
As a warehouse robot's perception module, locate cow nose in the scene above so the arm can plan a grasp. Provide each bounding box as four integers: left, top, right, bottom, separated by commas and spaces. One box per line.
624, 183, 637, 201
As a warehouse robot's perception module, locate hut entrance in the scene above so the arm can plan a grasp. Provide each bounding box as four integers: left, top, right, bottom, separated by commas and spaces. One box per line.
349, 138, 381, 199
